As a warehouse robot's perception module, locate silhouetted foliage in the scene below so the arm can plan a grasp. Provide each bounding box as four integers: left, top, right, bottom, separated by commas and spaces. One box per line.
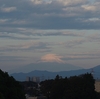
20, 81, 39, 96
0, 92, 5, 99
0, 69, 25, 99
40, 73, 98, 99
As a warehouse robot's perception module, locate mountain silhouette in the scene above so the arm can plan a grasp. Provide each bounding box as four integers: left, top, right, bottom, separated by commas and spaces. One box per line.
10, 65, 100, 81
8, 62, 82, 73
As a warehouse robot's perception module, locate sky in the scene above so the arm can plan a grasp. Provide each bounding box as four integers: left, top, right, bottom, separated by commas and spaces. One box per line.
0, 0, 100, 72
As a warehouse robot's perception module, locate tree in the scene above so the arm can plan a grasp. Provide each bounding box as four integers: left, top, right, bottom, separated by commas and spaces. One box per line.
0, 92, 5, 99
0, 69, 25, 99
63, 73, 97, 99
40, 73, 98, 99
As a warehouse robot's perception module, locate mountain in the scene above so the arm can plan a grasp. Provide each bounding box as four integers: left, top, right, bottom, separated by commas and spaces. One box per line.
10, 65, 100, 81
10, 69, 91, 81
8, 62, 82, 74
92, 65, 100, 71
92, 65, 100, 79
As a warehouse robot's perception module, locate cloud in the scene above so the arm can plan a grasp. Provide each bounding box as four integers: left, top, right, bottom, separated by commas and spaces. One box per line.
25, 30, 84, 36
0, 32, 39, 40
0, 28, 85, 40
30, 0, 44, 5
82, 5, 96, 11
1, 7, 17, 12
0, 0, 100, 29
86, 33, 100, 42
40, 51, 100, 63
62, 51, 100, 61
58, 39, 86, 48
55, 33, 100, 48
83, 18, 100, 22
41, 54, 65, 63
0, 41, 51, 52
0, 19, 9, 23
66, 39, 85, 47
0, 53, 4, 55
57, 0, 88, 6
0, 55, 25, 62
68, 55, 100, 60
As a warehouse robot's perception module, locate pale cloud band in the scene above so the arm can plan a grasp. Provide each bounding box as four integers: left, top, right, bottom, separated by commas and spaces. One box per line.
1, 7, 16, 12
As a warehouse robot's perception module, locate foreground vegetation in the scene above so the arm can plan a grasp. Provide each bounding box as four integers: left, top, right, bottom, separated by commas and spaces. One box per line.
40, 73, 100, 99
1, 68, 100, 99
0, 69, 25, 99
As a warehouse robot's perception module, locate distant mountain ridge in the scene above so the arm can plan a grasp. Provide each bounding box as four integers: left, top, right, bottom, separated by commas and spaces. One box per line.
8, 62, 82, 74
11, 65, 100, 81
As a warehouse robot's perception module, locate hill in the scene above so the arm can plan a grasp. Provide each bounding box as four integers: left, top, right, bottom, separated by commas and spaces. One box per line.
8, 62, 82, 73
10, 65, 100, 81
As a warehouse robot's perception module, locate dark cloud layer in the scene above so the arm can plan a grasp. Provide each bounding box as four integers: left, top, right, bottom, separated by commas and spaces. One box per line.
0, 55, 26, 62
0, 0, 100, 30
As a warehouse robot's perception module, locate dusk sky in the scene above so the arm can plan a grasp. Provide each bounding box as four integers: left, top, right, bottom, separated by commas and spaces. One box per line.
0, 0, 100, 72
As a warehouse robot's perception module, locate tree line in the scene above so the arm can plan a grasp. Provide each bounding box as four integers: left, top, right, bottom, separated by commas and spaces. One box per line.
1, 68, 100, 99
40, 73, 100, 99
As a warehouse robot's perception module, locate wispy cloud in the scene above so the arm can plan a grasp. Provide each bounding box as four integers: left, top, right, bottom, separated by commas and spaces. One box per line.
0, 32, 39, 40
55, 38, 86, 48
0, 28, 85, 40
87, 33, 100, 42
65, 39, 86, 48
0, 19, 10, 23
63, 51, 100, 60
0, 55, 26, 62
0, 41, 51, 52
1, 7, 17, 12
